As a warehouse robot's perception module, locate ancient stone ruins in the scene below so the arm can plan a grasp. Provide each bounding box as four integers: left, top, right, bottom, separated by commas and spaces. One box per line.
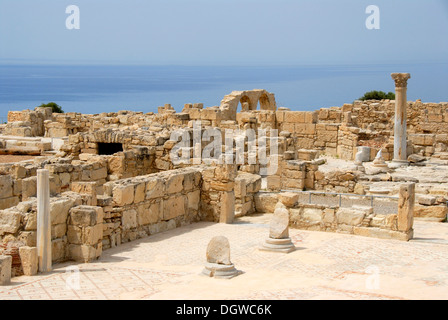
0, 73, 447, 282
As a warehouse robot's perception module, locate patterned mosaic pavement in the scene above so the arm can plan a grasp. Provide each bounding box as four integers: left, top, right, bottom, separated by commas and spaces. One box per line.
1, 215, 447, 300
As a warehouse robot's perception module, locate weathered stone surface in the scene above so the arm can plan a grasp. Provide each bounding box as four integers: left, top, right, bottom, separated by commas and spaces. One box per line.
0, 255, 12, 285
146, 178, 165, 199
50, 198, 75, 225
206, 236, 231, 265
134, 183, 146, 204
18, 246, 38, 276
69, 206, 103, 227
398, 183, 415, 233
220, 191, 235, 224
417, 195, 436, 206
353, 227, 413, 241
166, 174, 184, 194
122, 209, 138, 230
269, 208, 290, 239
187, 190, 200, 211
0, 196, 20, 210
336, 207, 366, 226
137, 202, 160, 225
355, 146, 371, 164
278, 192, 299, 208
302, 207, 323, 223
254, 193, 278, 213
83, 224, 103, 245
0, 209, 22, 235
68, 244, 98, 263
163, 195, 185, 220
113, 184, 134, 206
408, 154, 425, 163
414, 204, 447, 221
0, 175, 13, 199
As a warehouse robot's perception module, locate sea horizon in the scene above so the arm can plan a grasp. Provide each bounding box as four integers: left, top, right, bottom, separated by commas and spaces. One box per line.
1, 62, 447, 123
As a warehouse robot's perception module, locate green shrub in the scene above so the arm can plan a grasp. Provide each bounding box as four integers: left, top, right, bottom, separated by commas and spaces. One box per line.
359, 91, 395, 101
37, 102, 64, 113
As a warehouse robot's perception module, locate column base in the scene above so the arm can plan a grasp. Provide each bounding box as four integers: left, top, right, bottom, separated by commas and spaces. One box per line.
259, 237, 296, 253
202, 263, 240, 279
388, 160, 409, 169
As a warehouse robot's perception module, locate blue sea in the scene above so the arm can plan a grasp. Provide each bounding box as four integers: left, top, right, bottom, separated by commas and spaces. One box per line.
0, 63, 447, 123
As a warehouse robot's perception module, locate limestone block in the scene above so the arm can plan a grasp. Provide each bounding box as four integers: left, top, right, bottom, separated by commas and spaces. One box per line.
68, 244, 98, 263
18, 231, 37, 247
278, 192, 299, 208
50, 198, 75, 225
282, 178, 304, 190
323, 208, 336, 223
417, 195, 436, 206
90, 167, 108, 181
397, 183, 415, 232
0, 175, 13, 199
18, 176, 34, 197
266, 175, 281, 191
134, 182, 146, 204
210, 181, 234, 192
166, 174, 184, 194
254, 193, 278, 213
71, 181, 97, 195
69, 206, 103, 227
183, 171, 200, 191
284, 111, 305, 123
220, 191, 235, 224
51, 223, 67, 240
146, 177, 165, 199
67, 225, 83, 245
234, 178, 247, 198
113, 184, 134, 206
138, 202, 160, 225
302, 207, 323, 223
336, 208, 366, 226
414, 204, 447, 221
206, 236, 231, 265
187, 190, 200, 211
270, 208, 290, 239
353, 227, 412, 241
0, 255, 12, 285
19, 246, 38, 276
0, 209, 22, 235
163, 195, 186, 220
122, 209, 138, 230
0, 197, 20, 210
83, 224, 103, 245
305, 111, 318, 123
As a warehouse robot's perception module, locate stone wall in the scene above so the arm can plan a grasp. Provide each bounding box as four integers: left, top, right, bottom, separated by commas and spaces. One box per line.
101, 167, 203, 247
235, 172, 262, 217
6, 108, 52, 137
254, 191, 414, 241
0, 163, 239, 272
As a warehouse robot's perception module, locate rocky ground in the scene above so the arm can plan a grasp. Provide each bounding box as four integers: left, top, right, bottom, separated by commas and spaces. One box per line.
1, 215, 447, 300
0, 155, 37, 164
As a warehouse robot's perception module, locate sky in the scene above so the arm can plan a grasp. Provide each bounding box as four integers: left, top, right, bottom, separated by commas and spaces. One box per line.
0, 0, 448, 66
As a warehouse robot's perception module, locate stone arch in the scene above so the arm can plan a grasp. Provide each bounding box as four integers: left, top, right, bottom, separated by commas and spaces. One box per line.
258, 92, 271, 111
219, 89, 277, 121
239, 95, 252, 112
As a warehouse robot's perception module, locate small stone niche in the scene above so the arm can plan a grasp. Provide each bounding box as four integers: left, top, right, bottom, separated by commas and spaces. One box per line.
97, 143, 123, 155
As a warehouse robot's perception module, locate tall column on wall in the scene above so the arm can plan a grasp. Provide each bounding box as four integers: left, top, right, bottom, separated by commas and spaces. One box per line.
391, 73, 411, 166
37, 169, 52, 272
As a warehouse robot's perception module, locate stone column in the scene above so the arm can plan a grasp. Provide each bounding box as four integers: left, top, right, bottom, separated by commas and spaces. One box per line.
397, 183, 415, 240
391, 73, 411, 166
37, 169, 52, 272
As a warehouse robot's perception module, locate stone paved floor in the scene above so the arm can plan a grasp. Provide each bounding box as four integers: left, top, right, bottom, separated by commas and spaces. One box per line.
1, 215, 448, 300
